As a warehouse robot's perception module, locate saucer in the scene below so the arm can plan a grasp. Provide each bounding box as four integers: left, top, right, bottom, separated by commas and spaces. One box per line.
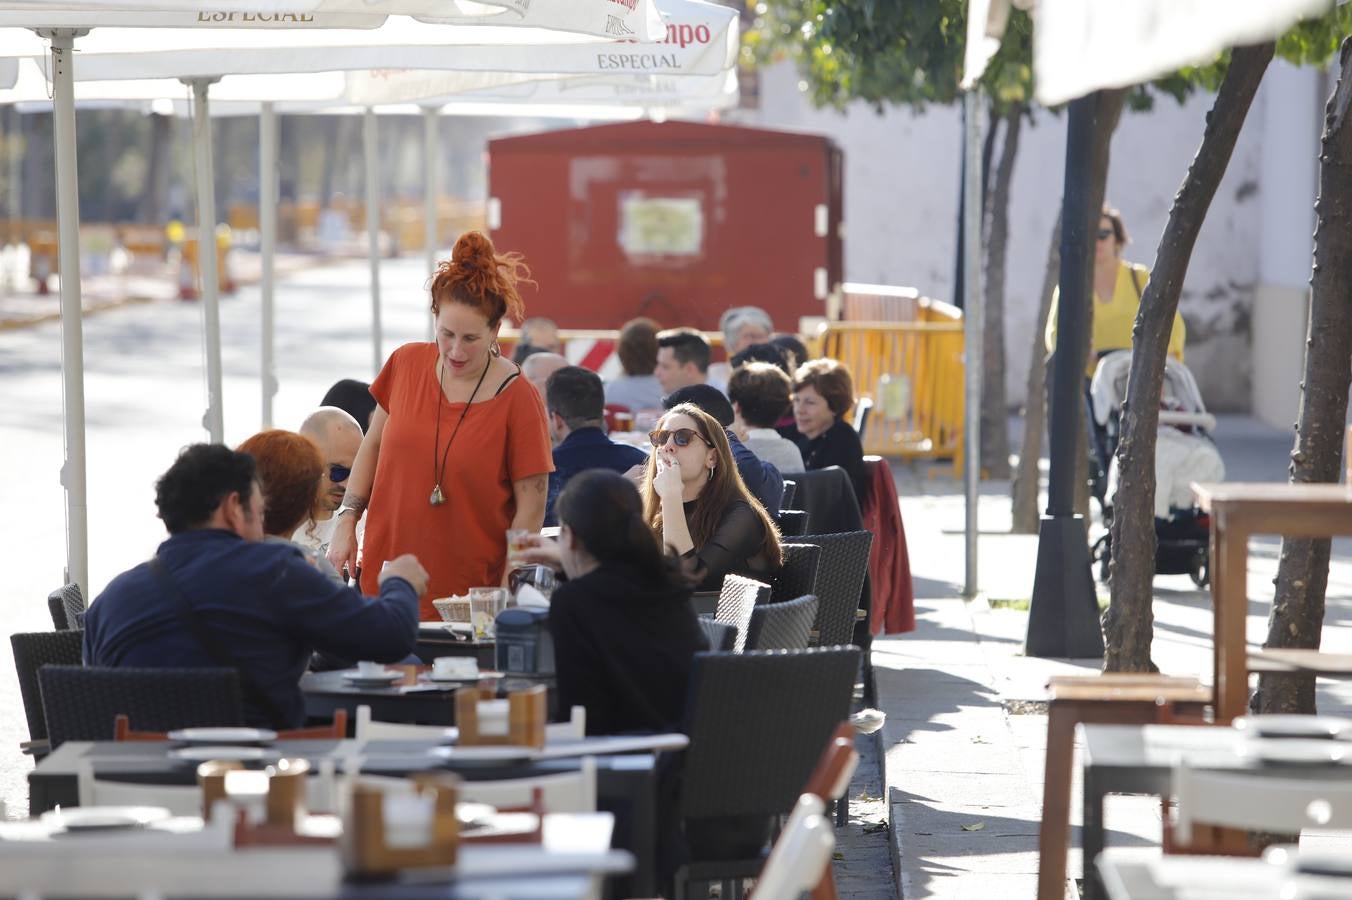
343, 669, 404, 687
41, 806, 171, 832
167, 727, 277, 745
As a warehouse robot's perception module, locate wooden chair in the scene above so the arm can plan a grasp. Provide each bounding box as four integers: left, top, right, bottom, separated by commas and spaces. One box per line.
1036, 674, 1212, 900
113, 709, 348, 742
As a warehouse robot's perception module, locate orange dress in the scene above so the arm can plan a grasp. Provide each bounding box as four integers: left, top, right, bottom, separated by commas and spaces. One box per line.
360, 343, 553, 618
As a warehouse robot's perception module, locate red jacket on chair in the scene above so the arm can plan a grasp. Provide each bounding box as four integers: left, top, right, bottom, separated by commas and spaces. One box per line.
861, 458, 915, 634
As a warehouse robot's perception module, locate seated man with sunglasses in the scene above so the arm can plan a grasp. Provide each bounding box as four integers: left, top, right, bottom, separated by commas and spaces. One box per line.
292, 407, 366, 561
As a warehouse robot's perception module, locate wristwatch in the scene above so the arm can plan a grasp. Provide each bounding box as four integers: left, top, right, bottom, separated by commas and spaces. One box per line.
336, 505, 363, 519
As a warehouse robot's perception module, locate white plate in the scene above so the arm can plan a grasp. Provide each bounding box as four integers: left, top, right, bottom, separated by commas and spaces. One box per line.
427, 745, 537, 764
1238, 738, 1350, 765
166, 727, 277, 744
167, 745, 277, 764
41, 806, 171, 832
342, 670, 404, 686
422, 670, 502, 684
1233, 715, 1352, 740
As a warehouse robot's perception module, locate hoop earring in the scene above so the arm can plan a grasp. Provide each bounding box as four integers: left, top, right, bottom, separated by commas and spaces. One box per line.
491, 340, 502, 358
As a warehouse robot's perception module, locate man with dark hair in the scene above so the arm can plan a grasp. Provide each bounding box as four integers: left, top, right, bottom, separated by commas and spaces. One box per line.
655, 327, 721, 395
83, 444, 428, 728
662, 384, 786, 513
727, 363, 804, 474
544, 367, 648, 525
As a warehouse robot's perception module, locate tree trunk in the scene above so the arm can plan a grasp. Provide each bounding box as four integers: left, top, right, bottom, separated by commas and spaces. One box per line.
137, 113, 172, 225
980, 105, 1021, 479
1257, 38, 1352, 714
1073, 90, 1126, 520
1102, 42, 1275, 673
1011, 214, 1061, 533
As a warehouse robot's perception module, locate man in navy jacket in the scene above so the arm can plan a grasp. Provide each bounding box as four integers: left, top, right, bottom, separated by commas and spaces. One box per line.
84, 444, 427, 728
543, 366, 648, 526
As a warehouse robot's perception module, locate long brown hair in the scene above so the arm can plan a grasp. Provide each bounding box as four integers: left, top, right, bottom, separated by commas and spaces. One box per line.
641, 404, 783, 568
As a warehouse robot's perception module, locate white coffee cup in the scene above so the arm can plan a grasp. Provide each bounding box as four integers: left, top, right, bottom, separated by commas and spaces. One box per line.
356, 660, 385, 677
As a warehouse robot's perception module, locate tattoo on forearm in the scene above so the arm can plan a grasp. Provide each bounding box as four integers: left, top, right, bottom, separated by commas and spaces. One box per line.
532, 477, 546, 495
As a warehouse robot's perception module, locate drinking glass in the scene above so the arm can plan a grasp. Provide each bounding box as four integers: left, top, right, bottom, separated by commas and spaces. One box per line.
468, 587, 508, 640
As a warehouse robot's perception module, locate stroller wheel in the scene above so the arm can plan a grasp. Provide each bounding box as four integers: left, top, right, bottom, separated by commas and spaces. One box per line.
1188, 549, 1210, 589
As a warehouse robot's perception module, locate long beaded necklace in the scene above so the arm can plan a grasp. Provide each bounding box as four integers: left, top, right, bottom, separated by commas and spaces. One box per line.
429, 356, 491, 507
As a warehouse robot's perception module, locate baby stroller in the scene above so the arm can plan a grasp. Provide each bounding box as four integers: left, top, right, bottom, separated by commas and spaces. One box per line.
1087, 350, 1224, 587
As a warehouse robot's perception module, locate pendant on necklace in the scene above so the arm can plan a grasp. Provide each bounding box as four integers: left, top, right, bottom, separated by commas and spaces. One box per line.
429, 485, 445, 507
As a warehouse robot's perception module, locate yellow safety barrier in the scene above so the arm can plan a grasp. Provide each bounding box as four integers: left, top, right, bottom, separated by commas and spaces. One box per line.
815, 311, 965, 474
176, 227, 234, 300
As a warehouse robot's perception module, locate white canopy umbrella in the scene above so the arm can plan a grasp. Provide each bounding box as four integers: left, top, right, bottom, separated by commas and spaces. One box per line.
1, 4, 688, 599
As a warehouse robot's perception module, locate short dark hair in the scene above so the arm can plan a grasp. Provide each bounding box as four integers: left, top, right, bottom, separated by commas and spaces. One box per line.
793, 358, 855, 417
728, 362, 793, 428
155, 444, 258, 535
546, 366, 605, 431
320, 379, 375, 434
656, 327, 710, 373
770, 334, 809, 371
730, 341, 790, 374
617, 317, 660, 376
662, 383, 735, 428
512, 343, 546, 365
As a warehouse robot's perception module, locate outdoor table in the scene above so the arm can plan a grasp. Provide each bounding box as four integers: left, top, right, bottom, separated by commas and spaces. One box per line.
0, 812, 628, 899
1096, 848, 1284, 900
413, 623, 498, 668
1193, 482, 1352, 723
1079, 722, 1352, 900
28, 738, 670, 896
300, 666, 556, 727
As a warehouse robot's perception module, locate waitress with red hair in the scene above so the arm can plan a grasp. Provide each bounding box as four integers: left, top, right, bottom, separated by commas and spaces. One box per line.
328, 231, 553, 618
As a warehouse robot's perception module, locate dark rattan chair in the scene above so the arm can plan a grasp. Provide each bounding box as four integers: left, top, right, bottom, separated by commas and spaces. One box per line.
770, 542, 820, 603
714, 575, 770, 654
799, 531, 873, 648
792, 466, 862, 536
47, 583, 85, 631
780, 480, 797, 509
774, 509, 809, 538
39, 666, 245, 750
11, 630, 84, 757
674, 647, 862, 898
747, 595, 819, 651
697, 619, 738, 653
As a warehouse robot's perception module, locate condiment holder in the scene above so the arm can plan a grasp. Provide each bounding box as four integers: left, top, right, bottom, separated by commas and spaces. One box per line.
197, 757, 327, 846
340, 773, 461, 876
454, 683, 547, 749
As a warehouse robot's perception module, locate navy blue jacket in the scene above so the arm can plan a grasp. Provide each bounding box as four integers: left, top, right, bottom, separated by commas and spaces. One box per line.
545, 427, 649, 526
83, 529, 419, 728
728, 429, 785, 514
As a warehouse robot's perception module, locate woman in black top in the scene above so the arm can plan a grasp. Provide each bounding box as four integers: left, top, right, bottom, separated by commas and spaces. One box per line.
642, 403, 784, 592
523, 469, 707, 736
791, 358, 868, 506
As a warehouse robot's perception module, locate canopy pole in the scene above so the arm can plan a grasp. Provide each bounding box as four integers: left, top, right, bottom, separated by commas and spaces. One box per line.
45, 28, 88, 598
364, 107, 382, 377
187, 77, 224, 443
422, 106, 439, 341
259, 102, 277, 429
962, 88, 984, 600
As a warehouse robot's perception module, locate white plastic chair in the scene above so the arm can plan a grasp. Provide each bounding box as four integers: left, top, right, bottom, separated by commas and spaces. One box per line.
354, 704, 586, 742
1173, 758, 1352, 844
458, 756, 598, 814
750, 794, 835, 899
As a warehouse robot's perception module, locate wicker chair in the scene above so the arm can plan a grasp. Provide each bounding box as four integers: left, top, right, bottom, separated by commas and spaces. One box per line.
39, 666, 245, 750
47, 583, 85, 631
674, 647, 861, 899
770, 542, 820, 603
799, 531, 873, 648
697, 619, 738, 653
11, 630, 84, 757
774, 509, 809, 538
747, 595, 819, 651
780, 480, 797, 509
714, 575, 770, 654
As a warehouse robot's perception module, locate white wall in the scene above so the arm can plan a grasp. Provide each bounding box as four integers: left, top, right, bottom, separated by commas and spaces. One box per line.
734, 59, 1322, 415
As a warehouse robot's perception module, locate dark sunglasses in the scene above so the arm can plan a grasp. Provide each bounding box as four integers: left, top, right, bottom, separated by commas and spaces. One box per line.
328, 464, 352, 483
1096, 227, 1115, 240
648, 427, 710, 449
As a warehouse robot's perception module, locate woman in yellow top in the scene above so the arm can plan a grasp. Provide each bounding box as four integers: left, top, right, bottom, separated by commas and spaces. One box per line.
1046, 206, 1185, 376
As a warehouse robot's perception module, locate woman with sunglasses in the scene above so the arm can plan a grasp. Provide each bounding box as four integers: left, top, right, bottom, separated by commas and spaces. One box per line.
643, 403, 783, 591
1046, 205, 1186, 375
327, 231, 554, 619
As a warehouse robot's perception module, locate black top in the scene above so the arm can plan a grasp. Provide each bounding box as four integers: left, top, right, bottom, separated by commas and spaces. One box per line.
548, 562, 708, 736
683, 498, 774, 592
794, 419, 867, 507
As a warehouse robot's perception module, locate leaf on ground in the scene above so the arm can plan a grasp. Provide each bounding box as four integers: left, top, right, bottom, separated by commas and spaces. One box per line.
862, 822, 889, 834
960, 822, 986, 832
832, 852, 845, 860
970, 736, 990, 744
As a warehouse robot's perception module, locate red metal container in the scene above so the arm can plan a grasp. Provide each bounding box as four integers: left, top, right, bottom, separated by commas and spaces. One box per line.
487, 120, 843, 332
